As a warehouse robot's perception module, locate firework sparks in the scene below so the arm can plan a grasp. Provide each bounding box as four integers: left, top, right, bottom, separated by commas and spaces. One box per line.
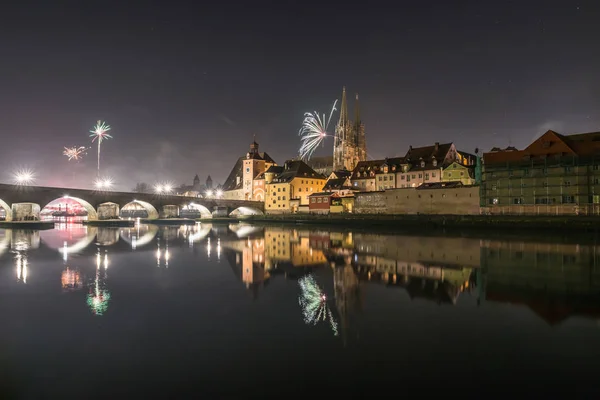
89, 120, 112, 177
298, 100, 338, 161
298, 274, 339, 336
63, 146, 87, 161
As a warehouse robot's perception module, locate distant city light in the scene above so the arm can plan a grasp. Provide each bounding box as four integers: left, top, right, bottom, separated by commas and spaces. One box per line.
13, 168, 36, 186
94, 177, 113, 190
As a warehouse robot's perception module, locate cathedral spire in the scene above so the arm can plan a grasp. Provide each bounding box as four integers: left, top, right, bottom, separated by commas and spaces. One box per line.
338, 86, 348, 128
354, 93, 360, 125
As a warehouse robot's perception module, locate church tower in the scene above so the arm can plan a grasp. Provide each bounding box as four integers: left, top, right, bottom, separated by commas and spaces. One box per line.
206, 175, 213, 190
243, 136, 261, 200
333, 87, 366, 171
354, 93, 367, 163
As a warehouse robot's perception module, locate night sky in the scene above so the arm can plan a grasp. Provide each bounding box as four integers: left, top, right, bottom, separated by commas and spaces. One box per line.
1, 1, 599, 190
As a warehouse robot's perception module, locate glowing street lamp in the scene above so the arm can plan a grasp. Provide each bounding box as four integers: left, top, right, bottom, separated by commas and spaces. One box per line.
94, 177, 113, 190
205, 190, 213, 198
215, 189, 223, 198
154, 182, 173, 195
13, 168, 35, 186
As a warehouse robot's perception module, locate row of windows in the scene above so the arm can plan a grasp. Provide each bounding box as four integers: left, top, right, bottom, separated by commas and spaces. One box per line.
488, 195, 578, 205
487, 164, 600, 178
310, 197, 329, 203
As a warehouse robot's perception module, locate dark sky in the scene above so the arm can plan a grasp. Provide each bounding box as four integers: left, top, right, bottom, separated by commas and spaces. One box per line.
1, 0, 599, 190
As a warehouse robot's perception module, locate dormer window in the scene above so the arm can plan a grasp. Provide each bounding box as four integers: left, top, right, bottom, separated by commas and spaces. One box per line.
391, 166, 396, 171
433, 159, 437, 167
420, 160, 425, 168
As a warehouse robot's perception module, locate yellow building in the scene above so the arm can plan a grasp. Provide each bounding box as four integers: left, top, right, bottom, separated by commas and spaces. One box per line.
265, 160, 327, 213
442, 162, 475, 185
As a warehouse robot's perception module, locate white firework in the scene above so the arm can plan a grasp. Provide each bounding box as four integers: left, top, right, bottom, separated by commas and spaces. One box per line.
298, 100, 338, 161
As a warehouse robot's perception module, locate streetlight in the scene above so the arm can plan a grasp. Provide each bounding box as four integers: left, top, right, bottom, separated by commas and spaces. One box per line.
94, 177, 113, 190
205, 190, 213, 198
13, 168, 35, 186
154, 184, 164, 194
215, 189, 223, 198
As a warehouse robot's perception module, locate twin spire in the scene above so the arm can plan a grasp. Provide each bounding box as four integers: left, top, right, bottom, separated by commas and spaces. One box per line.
338, 86, 361, 127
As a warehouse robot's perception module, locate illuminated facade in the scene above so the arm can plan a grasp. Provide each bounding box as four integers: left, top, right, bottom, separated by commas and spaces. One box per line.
264, 160, 327, 213
333, 87, 367, 172
222, 139, 277, 201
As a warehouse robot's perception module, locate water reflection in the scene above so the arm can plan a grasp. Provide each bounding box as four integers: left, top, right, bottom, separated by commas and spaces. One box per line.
0, 223, 599, 329
88, 247, 110, 315
2, 222, 600, 396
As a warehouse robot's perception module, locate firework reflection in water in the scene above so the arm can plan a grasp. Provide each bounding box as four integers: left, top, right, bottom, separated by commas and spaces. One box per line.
298, 274, 338, 336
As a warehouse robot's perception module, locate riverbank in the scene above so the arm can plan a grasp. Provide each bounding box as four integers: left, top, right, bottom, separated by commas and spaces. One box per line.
244, 214, 600, 232
0, 221, 55, 230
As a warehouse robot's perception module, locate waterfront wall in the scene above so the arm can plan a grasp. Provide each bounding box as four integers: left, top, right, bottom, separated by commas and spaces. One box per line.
355, 185, 480, 215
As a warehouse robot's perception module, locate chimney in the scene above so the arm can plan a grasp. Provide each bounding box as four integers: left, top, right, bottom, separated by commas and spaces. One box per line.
434, 142, 439, 151
409, 145, 412, 151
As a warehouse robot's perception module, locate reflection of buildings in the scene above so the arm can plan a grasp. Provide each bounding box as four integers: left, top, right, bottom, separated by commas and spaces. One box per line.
481, 240, 600, 325
61, 267, 83, 291
223, 228, 330, 297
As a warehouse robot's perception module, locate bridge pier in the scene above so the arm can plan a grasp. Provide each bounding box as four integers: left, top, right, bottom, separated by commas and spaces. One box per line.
12, 203, 41, 222
160, 205, 179, 219
97, 202, 119, 220
11, 229, 40, 250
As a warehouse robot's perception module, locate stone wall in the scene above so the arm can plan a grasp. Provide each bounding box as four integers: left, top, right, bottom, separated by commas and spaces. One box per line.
97, 202, 119, 220
355, 185, 480, 215
161, 205, 179, 218
11, 203, 41, 221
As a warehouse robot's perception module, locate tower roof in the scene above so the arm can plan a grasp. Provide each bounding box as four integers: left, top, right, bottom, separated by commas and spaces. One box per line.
338, 86, 348, 127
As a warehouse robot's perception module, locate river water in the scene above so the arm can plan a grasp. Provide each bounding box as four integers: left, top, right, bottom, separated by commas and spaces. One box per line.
1, 221, 599, 398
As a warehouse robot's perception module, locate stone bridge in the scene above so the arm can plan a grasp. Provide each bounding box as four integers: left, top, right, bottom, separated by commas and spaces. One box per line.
0, 183, 264, 221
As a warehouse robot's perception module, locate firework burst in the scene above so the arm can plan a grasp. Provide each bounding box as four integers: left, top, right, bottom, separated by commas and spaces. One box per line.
298, 100, 338, 161
298, 274, 338, 336
63, 146, 88, 161
89, 120, 112, 177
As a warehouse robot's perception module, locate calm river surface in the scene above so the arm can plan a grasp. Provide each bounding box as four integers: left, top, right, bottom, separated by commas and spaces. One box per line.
1, 221, 600, 398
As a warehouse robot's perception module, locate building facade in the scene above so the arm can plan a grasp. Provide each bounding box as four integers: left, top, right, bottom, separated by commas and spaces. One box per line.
482, 130, 600, 215
442, 162, 475, 185
333, 87, 367, 172
264, 160, 327, 213
222, 139, 276, 201
354, 183, 480, 215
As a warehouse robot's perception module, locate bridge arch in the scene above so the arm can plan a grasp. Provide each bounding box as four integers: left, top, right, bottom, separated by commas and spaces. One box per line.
120, 200, 159, 219
186, 203, 212, 218
0, 199, 11, 221
229, 206, 264, 217
42, 196, 98, 220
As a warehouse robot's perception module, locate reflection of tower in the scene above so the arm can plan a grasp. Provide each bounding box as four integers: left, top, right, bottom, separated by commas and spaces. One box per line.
333, 264, 362, 345
87, 248, 110, 316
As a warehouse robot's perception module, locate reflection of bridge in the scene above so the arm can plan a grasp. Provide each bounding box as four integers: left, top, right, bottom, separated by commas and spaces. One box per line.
0, 183, 264, 221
